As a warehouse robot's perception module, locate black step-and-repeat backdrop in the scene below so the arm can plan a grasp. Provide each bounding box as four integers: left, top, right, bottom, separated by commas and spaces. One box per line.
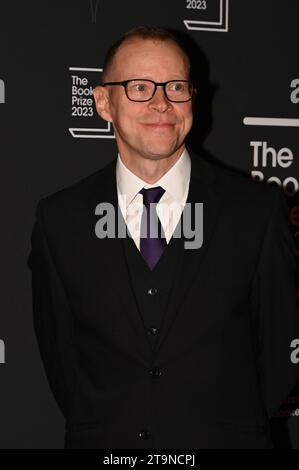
0, 0, 298, 448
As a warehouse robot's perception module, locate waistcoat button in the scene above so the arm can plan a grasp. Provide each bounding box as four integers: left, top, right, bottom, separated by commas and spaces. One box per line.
148, 287, 157, 295
149, 367, 162, 378
138, 428, 150, 440
147, 327, 158, 336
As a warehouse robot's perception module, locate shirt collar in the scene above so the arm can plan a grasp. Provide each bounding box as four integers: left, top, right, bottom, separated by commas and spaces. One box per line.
116, 147, 191, 208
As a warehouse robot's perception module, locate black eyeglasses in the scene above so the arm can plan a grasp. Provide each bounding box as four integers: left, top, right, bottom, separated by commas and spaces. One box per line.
101, 79, 194, 102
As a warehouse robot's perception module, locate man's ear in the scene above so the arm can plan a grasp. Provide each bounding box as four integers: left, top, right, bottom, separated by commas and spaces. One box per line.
93, 85, 112, 122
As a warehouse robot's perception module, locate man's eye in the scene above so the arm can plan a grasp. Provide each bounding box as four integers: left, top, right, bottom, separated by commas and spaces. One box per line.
170, 82, 184, 92
131, 83, 147, 92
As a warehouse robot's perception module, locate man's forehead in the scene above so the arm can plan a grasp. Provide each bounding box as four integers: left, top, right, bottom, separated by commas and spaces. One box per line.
114, 37, 187, 62
102, 36, 191, 83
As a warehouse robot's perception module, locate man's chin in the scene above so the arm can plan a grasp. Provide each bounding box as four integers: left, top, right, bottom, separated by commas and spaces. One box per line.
141, 143, 182, 160
142, 151, 176, 161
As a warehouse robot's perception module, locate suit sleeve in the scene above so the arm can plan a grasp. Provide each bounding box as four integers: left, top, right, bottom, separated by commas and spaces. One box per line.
250, 186, 299, 419
27, 199, 76, 419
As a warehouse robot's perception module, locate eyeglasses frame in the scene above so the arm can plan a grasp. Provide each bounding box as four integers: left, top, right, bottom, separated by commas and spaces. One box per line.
101, 79, 194, 103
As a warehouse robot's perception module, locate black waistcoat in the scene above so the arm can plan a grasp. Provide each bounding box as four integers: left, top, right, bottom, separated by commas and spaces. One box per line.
121, 231, 184, 355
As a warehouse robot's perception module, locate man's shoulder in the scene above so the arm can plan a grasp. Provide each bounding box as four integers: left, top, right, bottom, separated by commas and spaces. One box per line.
189, 150, 285, 224
193, 151, 281, 206
36, 158, 117, 215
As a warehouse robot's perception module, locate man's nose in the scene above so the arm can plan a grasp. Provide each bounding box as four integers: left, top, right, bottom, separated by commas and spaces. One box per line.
149, 86, 172, 111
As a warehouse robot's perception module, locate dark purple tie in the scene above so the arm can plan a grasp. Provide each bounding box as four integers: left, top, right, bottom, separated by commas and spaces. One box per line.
139, 186, 167, 270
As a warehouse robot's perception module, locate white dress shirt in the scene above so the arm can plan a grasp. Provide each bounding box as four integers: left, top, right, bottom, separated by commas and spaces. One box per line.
116, 148, 191, 251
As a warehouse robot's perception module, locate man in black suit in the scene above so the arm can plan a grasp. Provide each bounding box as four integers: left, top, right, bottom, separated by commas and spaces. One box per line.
28, 26, 298, 449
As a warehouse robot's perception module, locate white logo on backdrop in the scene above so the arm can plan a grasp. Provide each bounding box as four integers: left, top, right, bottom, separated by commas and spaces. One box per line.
90, 0, 100, 24
244, 79, 299, 128
68, 66, 115, 139
184, 0, 229, 32
244, 81, 299, 195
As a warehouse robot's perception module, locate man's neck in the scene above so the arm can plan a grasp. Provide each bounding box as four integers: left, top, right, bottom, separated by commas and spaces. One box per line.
118, 146, 185, 184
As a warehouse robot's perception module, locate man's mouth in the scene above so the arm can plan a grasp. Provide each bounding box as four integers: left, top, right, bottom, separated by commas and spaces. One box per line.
142, 122, 174, 128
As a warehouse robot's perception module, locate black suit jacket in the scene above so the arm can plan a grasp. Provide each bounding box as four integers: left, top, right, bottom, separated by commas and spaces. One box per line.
28, 149, 298, 449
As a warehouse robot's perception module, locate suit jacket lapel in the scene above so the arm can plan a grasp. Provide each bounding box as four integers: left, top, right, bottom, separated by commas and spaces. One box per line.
91, 150, 223, 364
152, 150, 223, 358
92, 159, 153, 364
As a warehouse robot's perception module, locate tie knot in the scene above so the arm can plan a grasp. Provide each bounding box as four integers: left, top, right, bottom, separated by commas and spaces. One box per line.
139, 186, 165, 207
